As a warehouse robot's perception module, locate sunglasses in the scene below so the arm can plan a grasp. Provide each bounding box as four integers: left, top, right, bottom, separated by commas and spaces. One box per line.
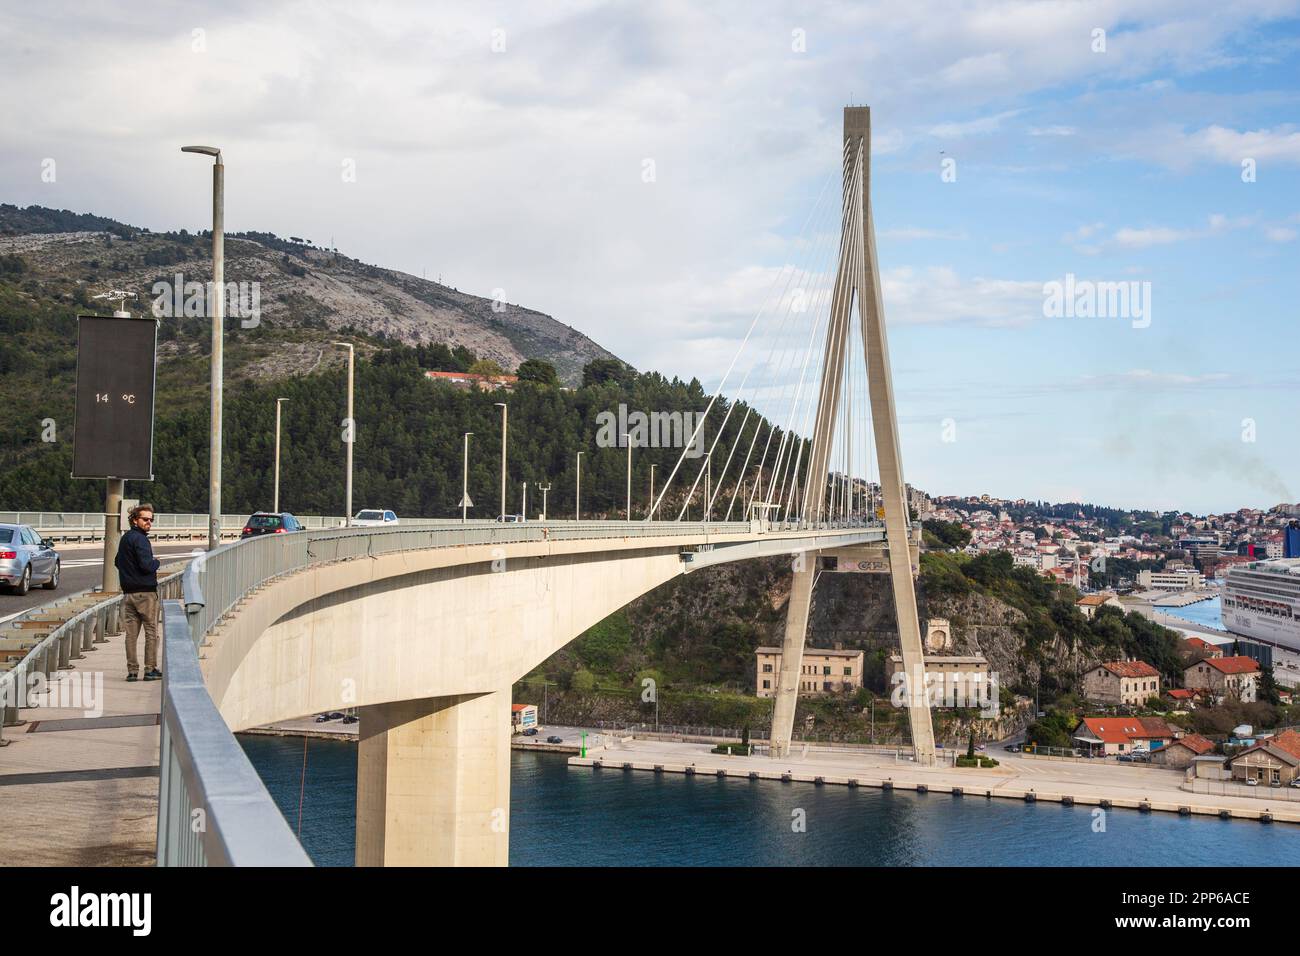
137, 516, 154, 523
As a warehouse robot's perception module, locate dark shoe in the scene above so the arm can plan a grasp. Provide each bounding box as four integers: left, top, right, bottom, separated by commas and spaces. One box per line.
143, 668, 163, 681
126, 672, 139, 682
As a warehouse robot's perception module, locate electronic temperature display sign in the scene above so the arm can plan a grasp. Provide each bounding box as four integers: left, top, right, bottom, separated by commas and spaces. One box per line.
71, 315, 159, 480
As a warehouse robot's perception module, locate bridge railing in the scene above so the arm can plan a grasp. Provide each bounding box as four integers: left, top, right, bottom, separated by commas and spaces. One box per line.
157, 599, 312, 866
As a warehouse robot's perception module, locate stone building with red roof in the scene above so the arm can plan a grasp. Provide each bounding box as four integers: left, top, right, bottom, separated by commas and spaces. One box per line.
1183, 655, 1261, 703
1081, 660, 1162, 707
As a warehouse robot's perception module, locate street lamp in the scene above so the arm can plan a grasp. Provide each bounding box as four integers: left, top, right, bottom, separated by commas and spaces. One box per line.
181, 144, 223, 551
332, 341, 355, 525
495, 402, 508, 519
273, 397, 290, 513
648, 464, 655, 521
462, 432, 473, 521
538, 483, 551, 521
575, 451, 583, 521
521, 481, 528, 523
625, 432, 632, 522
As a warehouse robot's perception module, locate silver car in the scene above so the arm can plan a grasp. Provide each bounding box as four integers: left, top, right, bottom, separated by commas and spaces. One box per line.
0, 524, 60, 595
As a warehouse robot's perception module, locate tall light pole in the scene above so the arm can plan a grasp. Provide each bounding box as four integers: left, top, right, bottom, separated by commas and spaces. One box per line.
273, 397, 289, 513
521, 481, 528, 523
495, 402, 508, 518
182, 144, 223, 551
332, 341, 355, 525
648, 464, 655, 522
575, 451, 583, 521
625, 432, 632, 521
461, 432, 473, 521
538, 483, 551, 521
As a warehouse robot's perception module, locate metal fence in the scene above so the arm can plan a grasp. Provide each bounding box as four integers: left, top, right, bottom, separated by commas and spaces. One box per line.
1183, 778, 1300, 802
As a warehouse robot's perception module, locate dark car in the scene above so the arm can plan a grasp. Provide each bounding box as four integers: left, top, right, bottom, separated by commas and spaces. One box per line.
546, 735, 564, 744
522, 727, 538, 736
241, 512, 304, 538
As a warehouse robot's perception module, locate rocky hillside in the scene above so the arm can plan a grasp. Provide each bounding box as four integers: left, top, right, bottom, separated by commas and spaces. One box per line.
0, 204, 618, 383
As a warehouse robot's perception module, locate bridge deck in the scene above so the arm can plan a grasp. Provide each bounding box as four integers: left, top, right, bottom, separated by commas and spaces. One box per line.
0, 621, 160, 866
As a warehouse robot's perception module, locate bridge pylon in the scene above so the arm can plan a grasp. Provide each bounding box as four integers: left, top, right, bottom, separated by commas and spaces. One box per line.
768, 106, 936, 765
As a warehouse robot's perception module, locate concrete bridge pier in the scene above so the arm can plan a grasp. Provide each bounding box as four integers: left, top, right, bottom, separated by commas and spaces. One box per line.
355, 689, 511, 867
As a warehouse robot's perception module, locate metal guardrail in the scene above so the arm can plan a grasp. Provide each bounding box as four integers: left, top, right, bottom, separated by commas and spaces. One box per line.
0, 568, 185, 745
157, 599, 312, 865
158, 518, 884, 865
0, 512, 352, 543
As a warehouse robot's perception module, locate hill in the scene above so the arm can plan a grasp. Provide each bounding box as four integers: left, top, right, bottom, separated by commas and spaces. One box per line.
0, 203, 617, 384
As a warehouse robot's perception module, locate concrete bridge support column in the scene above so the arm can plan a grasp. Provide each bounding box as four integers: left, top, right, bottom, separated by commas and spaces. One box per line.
770, 563, 815, 758
355, 689, 511, 867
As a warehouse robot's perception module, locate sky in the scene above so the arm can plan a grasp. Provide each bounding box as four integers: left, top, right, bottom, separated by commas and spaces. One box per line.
1, 0, 1297, 515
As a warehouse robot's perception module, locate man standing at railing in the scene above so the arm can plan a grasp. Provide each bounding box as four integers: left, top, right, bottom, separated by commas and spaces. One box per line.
115, 504, 162, 682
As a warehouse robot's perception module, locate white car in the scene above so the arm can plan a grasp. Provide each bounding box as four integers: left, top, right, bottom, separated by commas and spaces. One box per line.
353, 509, 399, 527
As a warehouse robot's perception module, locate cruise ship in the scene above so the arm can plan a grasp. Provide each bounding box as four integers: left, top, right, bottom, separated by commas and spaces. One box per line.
1221, 558, 1300, 651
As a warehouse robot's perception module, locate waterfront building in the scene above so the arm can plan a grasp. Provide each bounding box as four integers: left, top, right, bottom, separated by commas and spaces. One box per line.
755, 646, 864, 698
1081, 660, 1162, 706
1152, 733, 1217, 770
511, 704, 538, 733
1072, 716, 1175, 756
1227, 729, 1300, 786
1137, 568, 1206, 591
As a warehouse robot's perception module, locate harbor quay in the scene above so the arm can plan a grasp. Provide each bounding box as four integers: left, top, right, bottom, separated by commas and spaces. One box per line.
570, 736, 1300, 825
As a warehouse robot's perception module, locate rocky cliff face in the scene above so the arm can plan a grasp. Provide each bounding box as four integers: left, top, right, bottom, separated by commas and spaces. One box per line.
0, 207, 619, 383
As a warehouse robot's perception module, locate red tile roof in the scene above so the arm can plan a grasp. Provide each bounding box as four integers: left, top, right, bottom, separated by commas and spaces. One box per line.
1170, 733, 1215, 755
1204, 656, 1260, 675
1166, 688, 1194, 699
1233, 729, 1300, 766
1075, 717, 1175, 745
1095, 660, 1160, 679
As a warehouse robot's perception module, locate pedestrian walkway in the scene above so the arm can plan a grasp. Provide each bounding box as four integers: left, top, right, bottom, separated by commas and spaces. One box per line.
0, 618, 162, 865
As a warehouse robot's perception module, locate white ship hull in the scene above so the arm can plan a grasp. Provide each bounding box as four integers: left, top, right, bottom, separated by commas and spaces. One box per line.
1222, 559, 1300, 652
1222, 607, 1300, 652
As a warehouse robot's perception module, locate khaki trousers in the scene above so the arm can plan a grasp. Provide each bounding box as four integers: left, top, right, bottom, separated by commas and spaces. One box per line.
123, 591, 160, 674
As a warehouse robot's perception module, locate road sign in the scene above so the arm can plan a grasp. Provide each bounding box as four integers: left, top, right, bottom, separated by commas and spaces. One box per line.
72, 315, 158, 480
459, 493, 473, 508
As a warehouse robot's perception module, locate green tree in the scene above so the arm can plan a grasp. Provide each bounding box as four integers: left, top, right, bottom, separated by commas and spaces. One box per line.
468, 358, 504, 377
516, 358, 558, 386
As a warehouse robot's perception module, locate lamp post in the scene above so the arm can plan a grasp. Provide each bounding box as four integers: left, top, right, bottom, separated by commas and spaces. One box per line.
495, 402, 508, 519
181, 144, 223, 551
575, 451, 583, 521
625, 432, 632, 521
648, 464, 655, 522
538, 483, 551, 521
461, 432, 473, 521
273, 397, 289, 513
332, 341, 355, 525
522, 481, 528, 523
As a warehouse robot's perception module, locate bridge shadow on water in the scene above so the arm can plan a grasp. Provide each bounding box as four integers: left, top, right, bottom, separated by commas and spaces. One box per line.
238, 736, 1299, 866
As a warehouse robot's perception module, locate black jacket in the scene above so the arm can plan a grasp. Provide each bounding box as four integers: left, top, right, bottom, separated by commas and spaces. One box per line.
115, 526, 160, 593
